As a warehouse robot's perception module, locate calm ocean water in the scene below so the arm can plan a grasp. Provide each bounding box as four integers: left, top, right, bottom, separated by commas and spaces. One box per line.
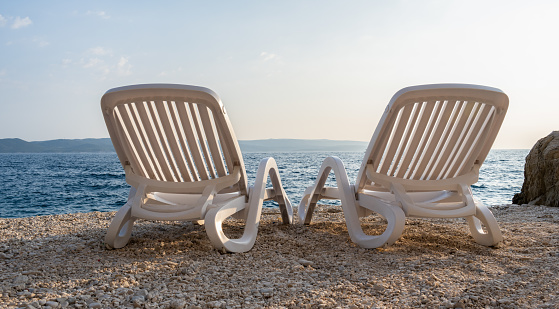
0, 150, 528, 218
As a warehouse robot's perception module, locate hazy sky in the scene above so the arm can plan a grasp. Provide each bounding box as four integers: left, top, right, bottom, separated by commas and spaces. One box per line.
1, 1, 557, 149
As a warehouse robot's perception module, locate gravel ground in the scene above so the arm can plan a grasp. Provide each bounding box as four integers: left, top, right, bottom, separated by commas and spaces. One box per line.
0, 204, 558, 309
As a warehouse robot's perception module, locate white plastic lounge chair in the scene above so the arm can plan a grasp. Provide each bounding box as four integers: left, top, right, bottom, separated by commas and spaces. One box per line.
101, 84, 293, 253
299, 84, 508, 248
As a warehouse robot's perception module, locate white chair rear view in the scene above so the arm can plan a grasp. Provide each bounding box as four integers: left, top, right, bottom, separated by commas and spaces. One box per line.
299, 84, 508, 248
101, 84, 293, 252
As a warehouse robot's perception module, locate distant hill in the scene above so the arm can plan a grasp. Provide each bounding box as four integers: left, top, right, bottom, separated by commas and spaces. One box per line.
238, 139, 367, 152
0, 138, 115, 153
0, 138, 367, 153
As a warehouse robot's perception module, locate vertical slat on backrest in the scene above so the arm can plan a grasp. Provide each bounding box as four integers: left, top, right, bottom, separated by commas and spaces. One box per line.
197, 105, 228, 177
155, 100, 191, 182
378, 105, 414, 175
172, 101, 199, 181
445, 104, 495, 178
157, 100, 195, 182
374, 110, 400, 174
426, 101, 470, 179
166, 101, 194, 182
142, 101, 177, 182
133, 101, 175, 182
437, 102, 482, 179
408, 100, 443, 179
115, 104, 160, 180
418, 100, 460, 180
400, 102, 436, 179
190, 103, 217, 179
216, 123, 234, 173
392, 102, 422, 177
174, 102, 209, 180
455, 104, 496, 177
127, 103, 163, 180
369, 114, 396, 173
113, 106, 150, 178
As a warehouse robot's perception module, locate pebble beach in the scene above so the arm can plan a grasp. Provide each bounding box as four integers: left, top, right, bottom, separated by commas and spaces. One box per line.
1, 204, 558, 309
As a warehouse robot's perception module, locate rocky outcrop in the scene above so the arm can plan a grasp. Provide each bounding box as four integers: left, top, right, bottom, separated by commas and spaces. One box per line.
513, 131, 559, 206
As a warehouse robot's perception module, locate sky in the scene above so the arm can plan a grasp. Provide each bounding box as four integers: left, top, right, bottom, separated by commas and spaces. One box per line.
1, 1, 558, 149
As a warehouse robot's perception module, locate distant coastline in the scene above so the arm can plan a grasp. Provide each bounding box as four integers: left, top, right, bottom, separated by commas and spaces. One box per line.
0, 138, 115, 153
239, 139, 367, 152
0, 138, 368, 153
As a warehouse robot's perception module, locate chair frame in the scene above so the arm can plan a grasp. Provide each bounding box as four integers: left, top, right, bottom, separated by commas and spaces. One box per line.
101, 84, 293, 252
299, 84, 508, 248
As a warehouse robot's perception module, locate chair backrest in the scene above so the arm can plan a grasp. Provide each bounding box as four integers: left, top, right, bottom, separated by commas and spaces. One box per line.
101, 84, 247, 195
356, 84, 509, 191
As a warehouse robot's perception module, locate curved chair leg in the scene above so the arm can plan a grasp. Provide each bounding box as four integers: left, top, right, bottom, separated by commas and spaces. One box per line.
267, 164, 294, 224
204, 196, 247, 252
465, 201, 503, 246
301, 156, 406, 248
298, 165, 331, 225
356, 194, 406, 247
105, 187, 138, 249
297, 188, 314, 224
277, 193, 293, 224
205, 158, 290, 252
105, 202, 137, 249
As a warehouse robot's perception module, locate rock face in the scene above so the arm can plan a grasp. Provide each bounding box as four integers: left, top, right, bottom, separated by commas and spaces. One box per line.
513, 131, 559, 206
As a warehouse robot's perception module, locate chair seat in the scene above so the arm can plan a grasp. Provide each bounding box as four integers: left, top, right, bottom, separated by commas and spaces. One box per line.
361, 189, 457, 204
150, 191, 242, 206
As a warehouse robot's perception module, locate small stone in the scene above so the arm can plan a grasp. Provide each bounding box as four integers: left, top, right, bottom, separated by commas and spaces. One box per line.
169, 299, 187, 309
373, 284, 385, 291
88, 303, 102, 309
260, 288, 274, 298
45, 301, 59, 308
207, 301, 223, 308
131, 295, 145, 307
135, 289, 149, 297
298, 259, 313, 267
453, 302, 466, 309
498, 298, 512, 305
12, 275, 29, 284
293, 264, 305, 271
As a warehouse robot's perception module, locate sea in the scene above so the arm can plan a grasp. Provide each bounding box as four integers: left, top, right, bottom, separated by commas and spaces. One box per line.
0, 150, 528, 218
